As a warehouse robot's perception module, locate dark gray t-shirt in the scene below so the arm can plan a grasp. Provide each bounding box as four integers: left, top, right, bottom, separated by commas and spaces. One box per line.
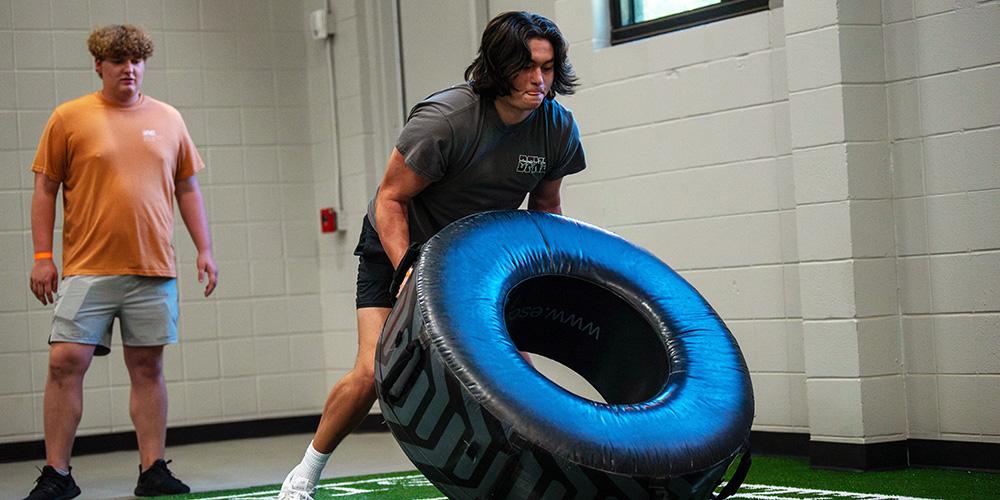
367, 84, 586, 244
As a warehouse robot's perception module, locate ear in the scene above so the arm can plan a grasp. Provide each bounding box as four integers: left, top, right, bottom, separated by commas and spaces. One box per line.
94, 58, 102, 76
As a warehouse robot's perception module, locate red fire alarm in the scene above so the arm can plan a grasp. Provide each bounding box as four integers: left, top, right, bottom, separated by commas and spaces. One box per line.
320, 207, 337, 233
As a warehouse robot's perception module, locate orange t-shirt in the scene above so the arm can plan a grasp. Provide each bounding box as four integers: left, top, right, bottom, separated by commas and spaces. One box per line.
31, 93, 205, 277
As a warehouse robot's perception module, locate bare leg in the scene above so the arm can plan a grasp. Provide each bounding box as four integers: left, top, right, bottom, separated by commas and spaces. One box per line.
123, 345, 167, 469
312, 307, 390, 453
43, 343, 96, 471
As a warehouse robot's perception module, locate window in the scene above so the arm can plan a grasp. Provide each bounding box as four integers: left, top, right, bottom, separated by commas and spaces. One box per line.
611, 0, 769, 44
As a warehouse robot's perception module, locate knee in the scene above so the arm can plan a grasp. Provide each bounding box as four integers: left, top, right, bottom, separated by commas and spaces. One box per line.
47, 349, 91, 382
347, 366, 377, 397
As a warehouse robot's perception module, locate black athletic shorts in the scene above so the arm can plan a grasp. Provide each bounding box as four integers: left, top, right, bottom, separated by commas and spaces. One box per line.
354, 216, 395, 309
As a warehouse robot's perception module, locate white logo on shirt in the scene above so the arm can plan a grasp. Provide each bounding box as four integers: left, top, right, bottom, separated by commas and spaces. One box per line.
142, 129, 163, 142
517, 155, 547, 174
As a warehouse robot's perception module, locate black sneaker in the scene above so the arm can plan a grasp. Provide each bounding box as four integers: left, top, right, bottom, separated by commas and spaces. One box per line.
23, 465, 81, 500
134, 459, 190, 496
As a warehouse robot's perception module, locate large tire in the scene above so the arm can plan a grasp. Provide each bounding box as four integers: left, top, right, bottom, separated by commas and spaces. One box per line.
375, 210, 754, 500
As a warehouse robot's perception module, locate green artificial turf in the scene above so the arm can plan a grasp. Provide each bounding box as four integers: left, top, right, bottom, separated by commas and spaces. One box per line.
154, 457, 1000, 500
735, 456, 1000, 500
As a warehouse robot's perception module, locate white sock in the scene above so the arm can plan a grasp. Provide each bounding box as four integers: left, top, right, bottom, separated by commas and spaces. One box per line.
292, 441, 330, 487
53, 467, 70, 476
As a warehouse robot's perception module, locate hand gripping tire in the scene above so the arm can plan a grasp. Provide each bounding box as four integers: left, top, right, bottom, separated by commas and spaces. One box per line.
375, 210, 754, 500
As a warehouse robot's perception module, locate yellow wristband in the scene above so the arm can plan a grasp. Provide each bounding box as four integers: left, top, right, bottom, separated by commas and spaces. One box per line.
34, 252, 53, 260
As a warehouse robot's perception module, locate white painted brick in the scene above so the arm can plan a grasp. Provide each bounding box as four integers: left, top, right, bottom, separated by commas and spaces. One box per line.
847, 142, 892, 200
748, 372, 793, 426
792, 144, 849, 204
883, 0, 915, 23
776, 155, 795, 210
286, 295, 322, 333
0, 394, 34, 436
78, 388, 112, 430
743, 265, 791, 319
783, 262, 802, 318
933, 314, 1000, 374
15, 71, 56, 110
904, 374, 939, 437
0, 313, 29, 353
914, 11, 964, 76
884, 21, 918, 81
685, 52, 776, 117
919, 72, 964, 136
957, 2, 1000, 70
858, 316, 903, 376
897, 256, 933, 314
703, 10, 772, 60
799, 260, 857, 319
960, 65, 1000, 131
859, 375, 908, 436
926, 191, 1000, 254
929, 252, 1000, 313
890, 139, 924, 198
853, 257, 900, 317
14, 32, 54, 69
257, 374, 297, 415
937, 374, 985, 434
219, 339, 256, 377
982, 376, 1000, 435
790, 373, 810, 427
732, 319, 793, 372
893, 197, 928, 257
0, 353, 32, 394
593, 75, 673, 131
796, 201, 853, 261
184, 380, 223, 420
251, 260, 287, 296
553, 0, 593, 44
902, 316, 936, 374
839, 25, 886, 83
769, 8, 786, 49
842, 84, 888, 141
178, 301, 218, 342
850, 199, 896, 259
803, 319, 861, 377
887, 80, 920, 140
923, 129, 1000, 195
806, 378, 864, 438
181, 341, 221, 380
785, 27, 842, 92
789, 86, 846, 148
837, 0, 882, 24
220, 378, 258, 417
18, 114, 47, 158
678, 266, 786, 320
784, 0, 839, 35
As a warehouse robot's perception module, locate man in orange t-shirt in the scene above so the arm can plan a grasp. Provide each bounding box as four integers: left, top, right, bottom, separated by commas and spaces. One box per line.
24, 25, 217, 500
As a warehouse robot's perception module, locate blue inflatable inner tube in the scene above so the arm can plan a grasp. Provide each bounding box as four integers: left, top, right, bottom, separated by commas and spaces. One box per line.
376, 210, 754, 499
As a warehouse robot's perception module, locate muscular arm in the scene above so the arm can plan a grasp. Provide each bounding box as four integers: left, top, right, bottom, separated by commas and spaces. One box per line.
29, 172, 61, 305
374, 148, 432, 269
176, 175, 218, 296
527, 178, 564, 215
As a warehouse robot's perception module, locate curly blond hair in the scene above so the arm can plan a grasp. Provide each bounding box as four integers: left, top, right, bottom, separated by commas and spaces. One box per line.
87, 24, 153, 61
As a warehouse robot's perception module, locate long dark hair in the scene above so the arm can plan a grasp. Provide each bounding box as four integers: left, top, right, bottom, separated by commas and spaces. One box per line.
464, 12, 578, 100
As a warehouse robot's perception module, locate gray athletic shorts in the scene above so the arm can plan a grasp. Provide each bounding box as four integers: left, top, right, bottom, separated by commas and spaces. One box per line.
49, 275, 179, 356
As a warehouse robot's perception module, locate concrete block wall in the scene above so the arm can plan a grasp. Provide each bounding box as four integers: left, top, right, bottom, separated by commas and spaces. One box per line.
885, 0, 1000, 443
0, 0, 329, 444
